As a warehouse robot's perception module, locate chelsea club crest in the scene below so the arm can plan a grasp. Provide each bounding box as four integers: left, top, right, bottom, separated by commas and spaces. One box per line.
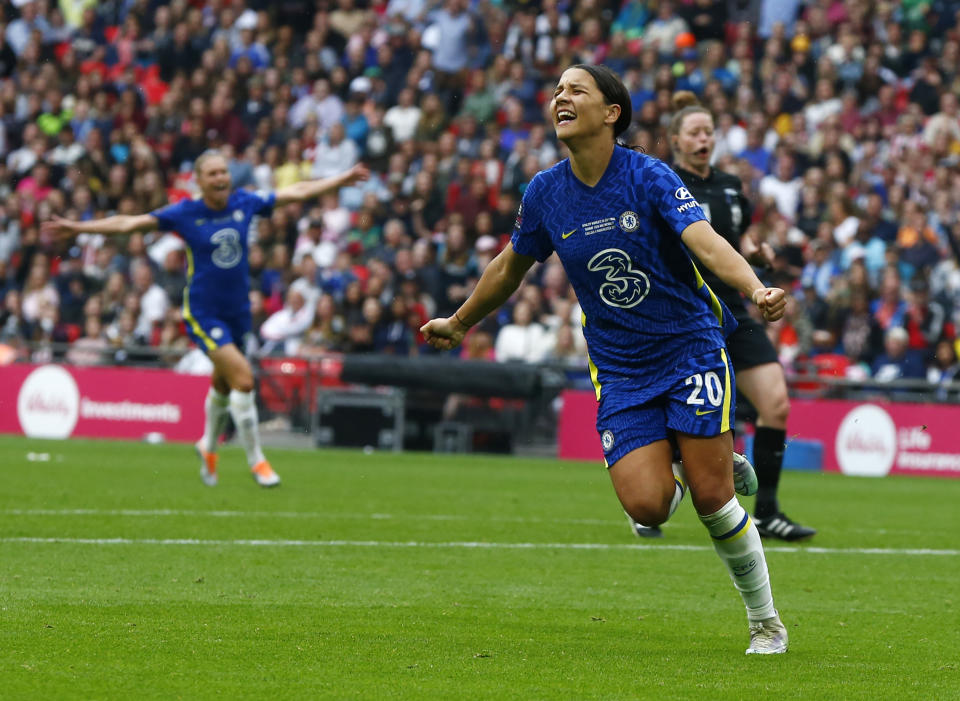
601, 430, 615, 453
619, 211, 639, 232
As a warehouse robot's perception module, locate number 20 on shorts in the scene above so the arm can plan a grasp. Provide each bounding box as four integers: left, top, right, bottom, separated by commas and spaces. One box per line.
685, 372, 724, 407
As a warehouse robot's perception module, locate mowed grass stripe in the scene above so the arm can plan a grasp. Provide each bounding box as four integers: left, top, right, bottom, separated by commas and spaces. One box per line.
3, 535, 958, 557
0, 507, 623, 526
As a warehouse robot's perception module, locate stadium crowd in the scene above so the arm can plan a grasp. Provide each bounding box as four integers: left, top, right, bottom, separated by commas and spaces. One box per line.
2, 0, 960, 392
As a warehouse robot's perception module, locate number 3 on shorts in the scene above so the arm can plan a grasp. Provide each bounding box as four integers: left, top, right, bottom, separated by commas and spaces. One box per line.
685, 371, 724, 407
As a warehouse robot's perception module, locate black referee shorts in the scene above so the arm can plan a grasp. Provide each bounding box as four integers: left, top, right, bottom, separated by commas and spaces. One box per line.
725, 307, 780, 371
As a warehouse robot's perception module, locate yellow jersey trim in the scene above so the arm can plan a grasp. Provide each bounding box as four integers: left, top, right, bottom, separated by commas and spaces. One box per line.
720, 348, 732, 433
583, 310, 601, 400
691, 262, 724, 326
181, 246, 217, 352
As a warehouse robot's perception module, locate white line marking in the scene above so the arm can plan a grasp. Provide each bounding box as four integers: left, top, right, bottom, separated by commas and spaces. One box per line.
0, 537, 956, 556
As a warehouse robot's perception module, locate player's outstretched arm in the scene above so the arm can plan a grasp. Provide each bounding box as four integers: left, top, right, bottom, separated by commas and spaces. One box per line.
421, 243, 536, 351
274, 163, 370, 206
41, 213, 159, 240
681, 220, 786, 322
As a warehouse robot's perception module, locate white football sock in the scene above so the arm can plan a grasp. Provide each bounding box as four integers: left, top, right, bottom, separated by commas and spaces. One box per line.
228, 389, 266, 467
201, 388, 230, 454
699, 496, 776, 622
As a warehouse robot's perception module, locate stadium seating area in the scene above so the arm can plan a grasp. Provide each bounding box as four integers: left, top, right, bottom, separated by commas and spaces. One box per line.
2, 0, 960, 392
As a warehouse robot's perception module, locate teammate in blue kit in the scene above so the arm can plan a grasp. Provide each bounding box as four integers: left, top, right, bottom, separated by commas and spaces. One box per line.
44, 152, 368, 488
421, 65, 788, 654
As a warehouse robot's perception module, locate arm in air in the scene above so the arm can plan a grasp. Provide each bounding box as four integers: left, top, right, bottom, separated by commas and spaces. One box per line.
420, 243, 537, 351
274, 163, 370, 206
681, 220, 786, 322
41, 213, 159, 240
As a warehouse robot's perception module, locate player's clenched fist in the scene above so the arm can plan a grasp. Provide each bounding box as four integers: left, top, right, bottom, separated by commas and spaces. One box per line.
752, 287, 786, 322
420, 316, 469, 351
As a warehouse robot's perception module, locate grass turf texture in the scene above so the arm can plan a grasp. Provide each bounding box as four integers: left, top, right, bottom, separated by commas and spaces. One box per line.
1, 436, 957, 700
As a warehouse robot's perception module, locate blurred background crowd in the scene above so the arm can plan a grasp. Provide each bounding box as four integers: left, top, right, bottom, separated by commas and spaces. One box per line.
2, 0, 960, 393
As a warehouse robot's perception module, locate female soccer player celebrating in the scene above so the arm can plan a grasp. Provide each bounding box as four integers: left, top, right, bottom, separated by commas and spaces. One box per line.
421, 65, 788, 654
43, 153, 368, 488
665, 91, 815, 542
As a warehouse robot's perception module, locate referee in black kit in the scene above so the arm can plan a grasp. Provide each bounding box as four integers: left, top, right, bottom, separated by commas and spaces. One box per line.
628, 91, 816, 542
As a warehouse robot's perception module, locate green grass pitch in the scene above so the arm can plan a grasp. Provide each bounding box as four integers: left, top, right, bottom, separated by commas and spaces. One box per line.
1, 435, 957, 700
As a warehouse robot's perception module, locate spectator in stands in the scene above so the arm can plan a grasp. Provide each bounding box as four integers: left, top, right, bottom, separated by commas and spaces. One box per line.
344, 295, 381, 353
384, 87, 422, 144
156, 248, 187, 308
645, 1, 690, 57
130, 259, 169, 340
493, 299, 552, 364
259, 287, 315, 356
0, 289, 26, 343
66, 314, 110, 366
801, 239, 841, 300
0, 206, 19, 265
50, 126, 86, 169
345, 207, 382, 252
738, 123, 772, 177
301, 293, 346, 355
871, 268, 908, 331
99, 271, 126, 325
759, 152, 801, 221
930, 339, 960, 400
545, 321, 588, 370
375, 296, 414, 355
275, 138, 309, 189
436, 219, 475, 316
922, 91, 960, 146
830, 196, 861, 251
836, 288, 885, 367
5, 1, 51, 56
312, 122, 359, 179
896, 200, 942, 272
289, 78, 344, 133
20, 257, 59, 332
903, 277, 949, 353
459, 69, 496, 125
16, 161, 54, 204
106, 307, 145, 357
872, 325, 926, 382
57, 268, 88, 327
415, 92, 450, 146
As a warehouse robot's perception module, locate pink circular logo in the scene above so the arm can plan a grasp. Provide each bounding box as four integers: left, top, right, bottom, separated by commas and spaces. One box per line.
835, 404, 897, 477
17, 365, 80, 439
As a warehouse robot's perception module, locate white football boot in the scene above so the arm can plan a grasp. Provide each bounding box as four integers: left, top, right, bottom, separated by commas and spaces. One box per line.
733, 452, 758, 497
746, 611, 789, 655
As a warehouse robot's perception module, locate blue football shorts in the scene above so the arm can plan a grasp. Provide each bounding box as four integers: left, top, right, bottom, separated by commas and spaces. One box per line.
596, 346, 736, 467
182, 309, 251, 354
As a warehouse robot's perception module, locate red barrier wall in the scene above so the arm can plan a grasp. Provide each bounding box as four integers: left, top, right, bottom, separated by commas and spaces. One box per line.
557, 389, 960, 478
557, 389, 602, 463
0, 364, 209, 442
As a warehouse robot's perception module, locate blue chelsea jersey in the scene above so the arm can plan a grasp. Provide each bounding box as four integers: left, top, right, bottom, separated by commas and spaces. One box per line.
151, 189, 275, 317
511, 146, 737, 386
